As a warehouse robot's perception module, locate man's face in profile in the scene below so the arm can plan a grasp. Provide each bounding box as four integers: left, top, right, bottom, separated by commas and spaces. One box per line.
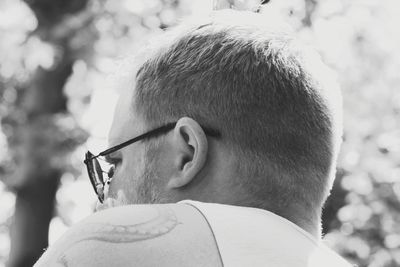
103, 88, 162, 206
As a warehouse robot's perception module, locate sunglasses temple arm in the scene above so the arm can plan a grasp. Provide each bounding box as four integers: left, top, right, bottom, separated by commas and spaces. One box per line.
97, 122, 178, 157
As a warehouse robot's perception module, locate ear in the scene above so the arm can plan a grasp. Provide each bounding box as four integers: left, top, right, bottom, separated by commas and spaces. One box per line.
167, 117, 208, 189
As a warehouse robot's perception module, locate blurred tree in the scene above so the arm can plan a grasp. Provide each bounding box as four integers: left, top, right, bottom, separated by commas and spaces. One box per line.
1, 0, 92, 266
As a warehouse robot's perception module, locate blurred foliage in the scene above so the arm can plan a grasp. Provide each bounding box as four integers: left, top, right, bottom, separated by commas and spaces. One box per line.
0, 0, 399, 266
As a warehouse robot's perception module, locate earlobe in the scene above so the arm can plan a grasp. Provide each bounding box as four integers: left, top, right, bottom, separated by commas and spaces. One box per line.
167, 117, 208, 189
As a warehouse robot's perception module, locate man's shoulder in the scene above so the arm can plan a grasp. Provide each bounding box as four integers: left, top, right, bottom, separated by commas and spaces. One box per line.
35, 203, 222, 267
179, 201, 354, 267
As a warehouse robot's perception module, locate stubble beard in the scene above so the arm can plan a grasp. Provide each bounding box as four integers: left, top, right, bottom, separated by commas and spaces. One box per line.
134, 163, 163, 204
97, 142, 166, 210
95, 154, 162, 212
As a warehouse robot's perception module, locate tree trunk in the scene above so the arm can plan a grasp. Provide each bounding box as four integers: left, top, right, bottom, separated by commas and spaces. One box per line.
6, 60, 72, 267
3, 1, 90, 265
8, 175, 59, 267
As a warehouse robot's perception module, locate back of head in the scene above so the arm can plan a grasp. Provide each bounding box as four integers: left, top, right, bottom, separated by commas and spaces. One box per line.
134, 10, 342, 223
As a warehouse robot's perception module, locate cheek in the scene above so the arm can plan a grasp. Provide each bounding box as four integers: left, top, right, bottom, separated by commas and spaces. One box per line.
108, 151, 146, 199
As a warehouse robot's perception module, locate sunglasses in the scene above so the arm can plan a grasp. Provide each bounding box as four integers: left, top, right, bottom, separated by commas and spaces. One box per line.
84, 121, 221, 203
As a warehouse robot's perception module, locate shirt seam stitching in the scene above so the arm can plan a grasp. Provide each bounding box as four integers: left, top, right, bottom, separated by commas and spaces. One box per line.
181, 201, 225, 267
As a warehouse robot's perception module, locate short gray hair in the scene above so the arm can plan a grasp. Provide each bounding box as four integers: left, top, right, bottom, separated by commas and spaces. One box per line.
134, 10, 342, 218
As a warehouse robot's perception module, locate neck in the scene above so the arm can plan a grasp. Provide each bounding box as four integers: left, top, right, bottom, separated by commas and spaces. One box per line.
281, 206, 322, 240
180, 189, 322, 239
224, 191, 323, 240
294, 215, 321, 239
194, 189, 322, 239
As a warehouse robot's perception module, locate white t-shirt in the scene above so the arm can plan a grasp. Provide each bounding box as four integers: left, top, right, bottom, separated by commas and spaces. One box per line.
180, 200, 353, 267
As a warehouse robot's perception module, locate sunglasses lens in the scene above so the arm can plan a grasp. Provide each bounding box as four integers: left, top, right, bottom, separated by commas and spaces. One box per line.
93, 158, 105, 184
85, 152, 105, 203
93, 158, 105, 202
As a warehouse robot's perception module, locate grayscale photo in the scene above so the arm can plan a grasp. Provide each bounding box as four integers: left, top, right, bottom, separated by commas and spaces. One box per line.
0, 0, 399, 266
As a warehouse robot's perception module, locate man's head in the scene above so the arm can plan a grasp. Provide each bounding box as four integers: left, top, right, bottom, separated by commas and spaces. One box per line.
106, 10, 342, 234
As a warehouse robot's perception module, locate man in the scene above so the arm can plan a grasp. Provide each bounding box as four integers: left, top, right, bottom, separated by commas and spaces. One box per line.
35, 10, 352, 267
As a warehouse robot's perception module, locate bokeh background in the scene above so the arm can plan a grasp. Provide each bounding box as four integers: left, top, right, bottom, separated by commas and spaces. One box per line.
0, 0, 399, 266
